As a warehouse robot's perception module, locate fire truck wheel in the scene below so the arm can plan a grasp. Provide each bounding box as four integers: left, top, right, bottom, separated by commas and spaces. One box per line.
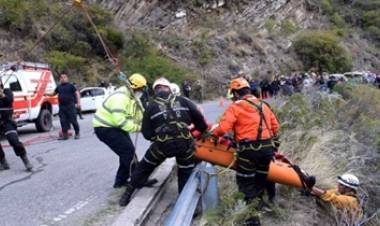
35, 109, 53, 132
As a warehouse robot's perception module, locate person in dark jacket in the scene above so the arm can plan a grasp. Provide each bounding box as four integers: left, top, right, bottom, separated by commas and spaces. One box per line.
327, 76, 337, 93
119, 77, 208, 207
182, 80, 191, 98
0, 81, 33, 171
376, 74, 380, 89
270, 76, 280, 98
54, 74, 80, 140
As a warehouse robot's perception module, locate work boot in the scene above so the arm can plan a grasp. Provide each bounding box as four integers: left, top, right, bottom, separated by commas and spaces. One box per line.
113, 180, 127, 188
0, 157, 10, 170
119, 184, 135, 207
58, 135, 68, 140
20, 154, 33, 171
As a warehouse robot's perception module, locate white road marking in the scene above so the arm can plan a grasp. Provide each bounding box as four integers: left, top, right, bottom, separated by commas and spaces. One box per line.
43, 195, 97, 226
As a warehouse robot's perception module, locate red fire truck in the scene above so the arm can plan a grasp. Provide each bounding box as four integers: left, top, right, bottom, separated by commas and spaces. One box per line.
0, 62, 58, 132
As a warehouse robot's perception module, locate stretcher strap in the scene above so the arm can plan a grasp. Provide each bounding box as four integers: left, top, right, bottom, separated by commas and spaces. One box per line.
291, 164, 314, 191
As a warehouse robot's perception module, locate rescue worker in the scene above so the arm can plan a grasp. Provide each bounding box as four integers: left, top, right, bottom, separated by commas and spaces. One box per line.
93, 73, 147, 188
54, 73, 80, 140
0, 80, 33, 171
212, 77, 280, 225
311, 173, 363, 222
119, 77, 208, 206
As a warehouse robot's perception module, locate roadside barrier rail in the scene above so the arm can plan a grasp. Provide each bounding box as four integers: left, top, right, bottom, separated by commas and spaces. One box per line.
164, 162, 219, 226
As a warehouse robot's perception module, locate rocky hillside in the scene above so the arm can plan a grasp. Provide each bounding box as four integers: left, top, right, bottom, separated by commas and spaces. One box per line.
88, 0, 379, 92
0, 0, 378, 91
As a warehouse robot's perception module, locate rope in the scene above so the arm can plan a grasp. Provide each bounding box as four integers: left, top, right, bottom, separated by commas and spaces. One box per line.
77, 3, 119, 69
217, 153, 236, 175
26, 4, 75, 55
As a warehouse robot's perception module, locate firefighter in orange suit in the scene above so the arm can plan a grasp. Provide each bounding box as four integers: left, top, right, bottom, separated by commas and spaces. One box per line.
212, 77, 280, 225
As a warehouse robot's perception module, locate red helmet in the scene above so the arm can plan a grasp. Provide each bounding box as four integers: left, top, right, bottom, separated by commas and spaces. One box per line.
230, 77, 250, 91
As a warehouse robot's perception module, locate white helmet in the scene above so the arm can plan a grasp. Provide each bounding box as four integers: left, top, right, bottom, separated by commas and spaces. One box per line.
153, 77, 171, 90
338, 173, 360, 190
170, 83, 181, 96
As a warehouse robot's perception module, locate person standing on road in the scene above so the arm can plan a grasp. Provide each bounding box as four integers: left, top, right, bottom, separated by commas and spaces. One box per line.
182, 80, 191, 98
211, 77, 280, 226
93, 73, 148, 188
119, 77, 208, 206
54, 73, 80, 140
194, 80, 203, 103
0, 77, 33, 171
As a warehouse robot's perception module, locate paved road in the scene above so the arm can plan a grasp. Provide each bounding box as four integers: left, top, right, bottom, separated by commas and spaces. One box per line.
0, 101, 226, 226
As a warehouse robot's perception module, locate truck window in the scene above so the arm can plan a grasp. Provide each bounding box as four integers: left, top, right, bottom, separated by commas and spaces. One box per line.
2, 75, 22, 92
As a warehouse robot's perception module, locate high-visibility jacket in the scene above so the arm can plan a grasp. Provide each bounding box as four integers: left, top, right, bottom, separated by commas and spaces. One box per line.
92, 86, 143, 132
320, 189, 363, 218
213, 94, 280, 142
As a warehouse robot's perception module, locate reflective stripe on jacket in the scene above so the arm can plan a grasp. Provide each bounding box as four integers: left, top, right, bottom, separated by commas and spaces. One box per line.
92, 86, 143, 132
213, 94, 280, 142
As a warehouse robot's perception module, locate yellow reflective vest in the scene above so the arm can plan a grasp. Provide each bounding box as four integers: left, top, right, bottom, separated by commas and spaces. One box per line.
92, 86, 143, 132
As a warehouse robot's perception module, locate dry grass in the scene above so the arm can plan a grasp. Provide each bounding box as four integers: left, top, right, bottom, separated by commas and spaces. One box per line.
208, 85, 380, 226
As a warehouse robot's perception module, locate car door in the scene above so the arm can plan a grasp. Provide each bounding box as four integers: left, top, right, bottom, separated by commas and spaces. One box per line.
80, 89, 96, 112
91, 88, 106, 110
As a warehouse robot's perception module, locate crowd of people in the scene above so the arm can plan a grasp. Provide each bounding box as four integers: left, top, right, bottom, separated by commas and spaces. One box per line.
240, 71, 380, 99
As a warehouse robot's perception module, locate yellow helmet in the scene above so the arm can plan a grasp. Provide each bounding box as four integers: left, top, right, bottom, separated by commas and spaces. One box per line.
129, 73, 147, 89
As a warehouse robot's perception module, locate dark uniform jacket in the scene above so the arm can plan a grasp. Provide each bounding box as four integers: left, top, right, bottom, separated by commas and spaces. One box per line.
142, 94, 207, 141
0, 89, 15, 126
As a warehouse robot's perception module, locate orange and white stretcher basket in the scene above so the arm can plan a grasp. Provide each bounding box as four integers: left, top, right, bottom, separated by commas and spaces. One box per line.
194, 139, 315, 189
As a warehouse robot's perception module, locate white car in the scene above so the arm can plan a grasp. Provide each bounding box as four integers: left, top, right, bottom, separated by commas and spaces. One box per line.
80, 87, 112, 112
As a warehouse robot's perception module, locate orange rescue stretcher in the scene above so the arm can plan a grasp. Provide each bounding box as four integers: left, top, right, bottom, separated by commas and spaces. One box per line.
194, 139, 315, 189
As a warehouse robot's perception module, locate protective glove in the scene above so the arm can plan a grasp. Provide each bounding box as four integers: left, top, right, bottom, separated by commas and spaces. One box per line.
200, 131, 219, 145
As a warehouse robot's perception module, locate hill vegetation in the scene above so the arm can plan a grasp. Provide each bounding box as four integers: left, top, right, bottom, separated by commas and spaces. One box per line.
0, 0, 196, 85
205, 84, 380, 225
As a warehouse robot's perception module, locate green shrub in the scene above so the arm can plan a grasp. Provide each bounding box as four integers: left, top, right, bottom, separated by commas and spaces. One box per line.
122, 33, 197, 84
191, 33, 214, 67
362, 11, 380, 28
321, 0, 334, 15
124, 33, 157, 59
293, 31, 352, 73
353, 0, 380, 10
46, 51, 86, 74
367, 26, 380, 42
105, 28, 124, 50
280, 19, 297, 35
331, 13, 346, 28
0, 0, 44, 36
264, 18, 275, 32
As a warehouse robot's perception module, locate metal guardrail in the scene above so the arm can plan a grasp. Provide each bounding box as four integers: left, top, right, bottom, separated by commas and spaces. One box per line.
164, 162, 219, 226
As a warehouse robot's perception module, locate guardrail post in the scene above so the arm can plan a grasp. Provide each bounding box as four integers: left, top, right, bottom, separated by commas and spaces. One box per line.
164, 162, 219, 226
200, 163, 219, 214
